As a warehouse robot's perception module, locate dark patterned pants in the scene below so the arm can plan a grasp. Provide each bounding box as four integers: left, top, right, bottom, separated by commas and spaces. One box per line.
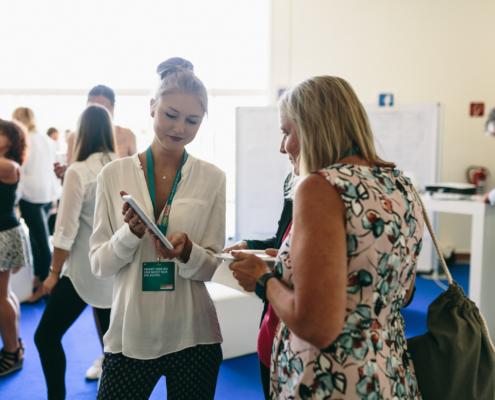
97, 343, 223, 400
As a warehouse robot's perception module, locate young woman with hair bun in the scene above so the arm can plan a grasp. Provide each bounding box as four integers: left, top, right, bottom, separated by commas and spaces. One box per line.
90, 57, 225, 400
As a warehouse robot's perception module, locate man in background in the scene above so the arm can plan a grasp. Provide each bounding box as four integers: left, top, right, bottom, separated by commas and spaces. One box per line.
68, 85, 136, 162
55, 84, 137, 179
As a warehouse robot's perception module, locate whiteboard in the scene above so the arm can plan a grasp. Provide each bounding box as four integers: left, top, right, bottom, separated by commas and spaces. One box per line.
235, 104, 440, 272
235, 107, 292, 241
366, 104, 441, 188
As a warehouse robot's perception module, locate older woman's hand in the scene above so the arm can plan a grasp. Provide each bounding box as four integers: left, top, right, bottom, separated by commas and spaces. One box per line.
223, 240, 248, 252
229, 251, 271, 292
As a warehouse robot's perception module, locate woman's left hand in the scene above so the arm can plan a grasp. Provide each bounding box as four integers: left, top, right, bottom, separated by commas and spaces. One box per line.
150, 231, 192, 262
229, 251, 271, 292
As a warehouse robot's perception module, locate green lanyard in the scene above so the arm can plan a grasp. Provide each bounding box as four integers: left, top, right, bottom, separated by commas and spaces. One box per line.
146, 147, 188, 235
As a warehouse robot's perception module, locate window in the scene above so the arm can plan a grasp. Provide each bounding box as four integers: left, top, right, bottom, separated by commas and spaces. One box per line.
0, 0, 270, 238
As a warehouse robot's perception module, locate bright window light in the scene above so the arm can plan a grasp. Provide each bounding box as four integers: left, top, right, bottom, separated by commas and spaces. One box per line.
0, 0, 270, 238
0, 0, 269, 90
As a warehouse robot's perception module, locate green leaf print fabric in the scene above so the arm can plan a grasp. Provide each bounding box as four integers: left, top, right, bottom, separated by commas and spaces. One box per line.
270, 164, 424, 399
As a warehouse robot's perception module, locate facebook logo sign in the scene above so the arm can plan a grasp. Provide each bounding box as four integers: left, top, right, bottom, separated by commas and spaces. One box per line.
378, 93, 394, 107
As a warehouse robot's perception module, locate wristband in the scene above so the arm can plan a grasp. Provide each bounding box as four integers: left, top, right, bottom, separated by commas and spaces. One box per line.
49, 266, 61, 276
255, 272, 276, 301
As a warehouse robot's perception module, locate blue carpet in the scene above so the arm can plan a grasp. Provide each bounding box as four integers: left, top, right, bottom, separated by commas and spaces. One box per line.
0, 265, 469, 399
402, 264, 469, 338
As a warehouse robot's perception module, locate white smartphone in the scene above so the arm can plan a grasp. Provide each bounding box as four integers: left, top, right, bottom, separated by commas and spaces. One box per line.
121, 195, 174, 250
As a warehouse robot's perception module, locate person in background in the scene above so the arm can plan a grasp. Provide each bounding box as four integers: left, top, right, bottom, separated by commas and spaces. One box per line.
482, 187, 495, 205
46, 127, 62, 235
34, 105, 117, 399
0, 119, 31, 376
46, 127, 60, 142
90, 57, 225, 400
12, 107, 60, 303
64, 85, 136, 165
481, 110, 495, 205
230, 76, 424, 399
52, 85, 137, 381
225, 168, 293, 399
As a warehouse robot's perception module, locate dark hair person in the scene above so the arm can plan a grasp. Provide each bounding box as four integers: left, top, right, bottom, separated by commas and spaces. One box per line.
0, 119, 31, 376
34, 105, 117, 399
46, 127, 59, 141
90, 57, 225, 400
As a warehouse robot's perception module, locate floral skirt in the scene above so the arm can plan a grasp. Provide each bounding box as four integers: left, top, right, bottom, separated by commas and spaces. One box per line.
0, 225, 32, 273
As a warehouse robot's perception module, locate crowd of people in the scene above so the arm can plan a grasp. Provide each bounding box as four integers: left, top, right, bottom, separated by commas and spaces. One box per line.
0, 56, 461, 399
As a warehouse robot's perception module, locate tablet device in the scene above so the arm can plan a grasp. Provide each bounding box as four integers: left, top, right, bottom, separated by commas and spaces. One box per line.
121, 195, 174, 250
214, 250, 276, 263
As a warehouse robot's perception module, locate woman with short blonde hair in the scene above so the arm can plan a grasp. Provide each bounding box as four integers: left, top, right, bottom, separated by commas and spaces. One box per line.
12, 107, 36, 133
278, 76, 393, 175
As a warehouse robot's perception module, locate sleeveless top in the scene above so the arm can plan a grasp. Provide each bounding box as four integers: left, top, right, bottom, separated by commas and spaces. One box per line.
270, 164, 424, 400
0, 180, 19, 231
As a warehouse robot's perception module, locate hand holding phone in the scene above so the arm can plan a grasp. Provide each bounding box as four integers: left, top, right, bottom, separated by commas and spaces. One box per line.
121, 194, 174, 250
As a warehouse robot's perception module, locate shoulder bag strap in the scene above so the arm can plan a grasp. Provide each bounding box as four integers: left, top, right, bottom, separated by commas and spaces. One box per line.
412, 187, 495, 353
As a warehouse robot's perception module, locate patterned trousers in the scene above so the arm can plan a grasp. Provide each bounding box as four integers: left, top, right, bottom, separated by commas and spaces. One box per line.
97, 343, 222, 400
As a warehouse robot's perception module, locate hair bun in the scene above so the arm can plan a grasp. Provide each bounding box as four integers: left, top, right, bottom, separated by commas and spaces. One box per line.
156, 57, 194, 80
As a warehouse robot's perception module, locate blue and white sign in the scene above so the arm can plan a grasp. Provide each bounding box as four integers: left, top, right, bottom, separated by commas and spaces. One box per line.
378, 93, 395, 107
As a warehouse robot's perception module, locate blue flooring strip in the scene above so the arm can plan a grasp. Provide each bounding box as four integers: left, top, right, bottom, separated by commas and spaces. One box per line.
0, 265, 469, 399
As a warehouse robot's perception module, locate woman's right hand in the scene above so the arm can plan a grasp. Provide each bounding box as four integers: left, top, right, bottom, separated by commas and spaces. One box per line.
53, 162, 67, 181
42, 271, 59, 295
264, 248, 278, 257
223, 240, 248, 252
121, 191, 146, 238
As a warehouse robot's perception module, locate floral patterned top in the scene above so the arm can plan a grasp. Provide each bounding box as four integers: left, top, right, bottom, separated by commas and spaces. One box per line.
270, 164, 424, 400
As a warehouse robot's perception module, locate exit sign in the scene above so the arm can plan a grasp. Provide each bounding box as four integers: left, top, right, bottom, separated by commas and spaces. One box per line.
470, 102, 485, 117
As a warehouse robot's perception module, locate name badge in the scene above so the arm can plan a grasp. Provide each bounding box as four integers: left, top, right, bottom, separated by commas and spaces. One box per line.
142, 261, 175, 291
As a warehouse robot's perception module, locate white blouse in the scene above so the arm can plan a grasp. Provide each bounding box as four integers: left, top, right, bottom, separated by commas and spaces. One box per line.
90, 153, 226, 360
20, 131, 61, 203
53, 152, 117, 308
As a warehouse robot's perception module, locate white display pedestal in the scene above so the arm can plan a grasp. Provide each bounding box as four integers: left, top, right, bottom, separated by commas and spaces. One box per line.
206, 282, 263, 360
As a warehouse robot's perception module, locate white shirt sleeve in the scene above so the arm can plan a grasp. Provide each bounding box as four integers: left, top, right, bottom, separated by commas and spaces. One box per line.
52, 167, 83, 251
488, 188, 495, 206
90, 172, 142, 278
177, 173, 226, 281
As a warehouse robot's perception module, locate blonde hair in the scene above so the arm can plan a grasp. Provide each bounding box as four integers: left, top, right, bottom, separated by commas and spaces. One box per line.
279, 76, 393, 175
153, 57, 208, 113
12, 107, 36, 133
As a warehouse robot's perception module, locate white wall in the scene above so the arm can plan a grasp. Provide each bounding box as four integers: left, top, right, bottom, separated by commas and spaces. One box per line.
270, 0, 495, 252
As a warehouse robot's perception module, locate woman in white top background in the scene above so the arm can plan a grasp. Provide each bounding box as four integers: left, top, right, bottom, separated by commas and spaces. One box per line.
90, 57, 225, 400
34, 105, 117, 400
11, 107, 60, 302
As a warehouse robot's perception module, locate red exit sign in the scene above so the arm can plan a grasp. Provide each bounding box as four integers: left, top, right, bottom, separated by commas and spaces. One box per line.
470, 102, 485, 117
